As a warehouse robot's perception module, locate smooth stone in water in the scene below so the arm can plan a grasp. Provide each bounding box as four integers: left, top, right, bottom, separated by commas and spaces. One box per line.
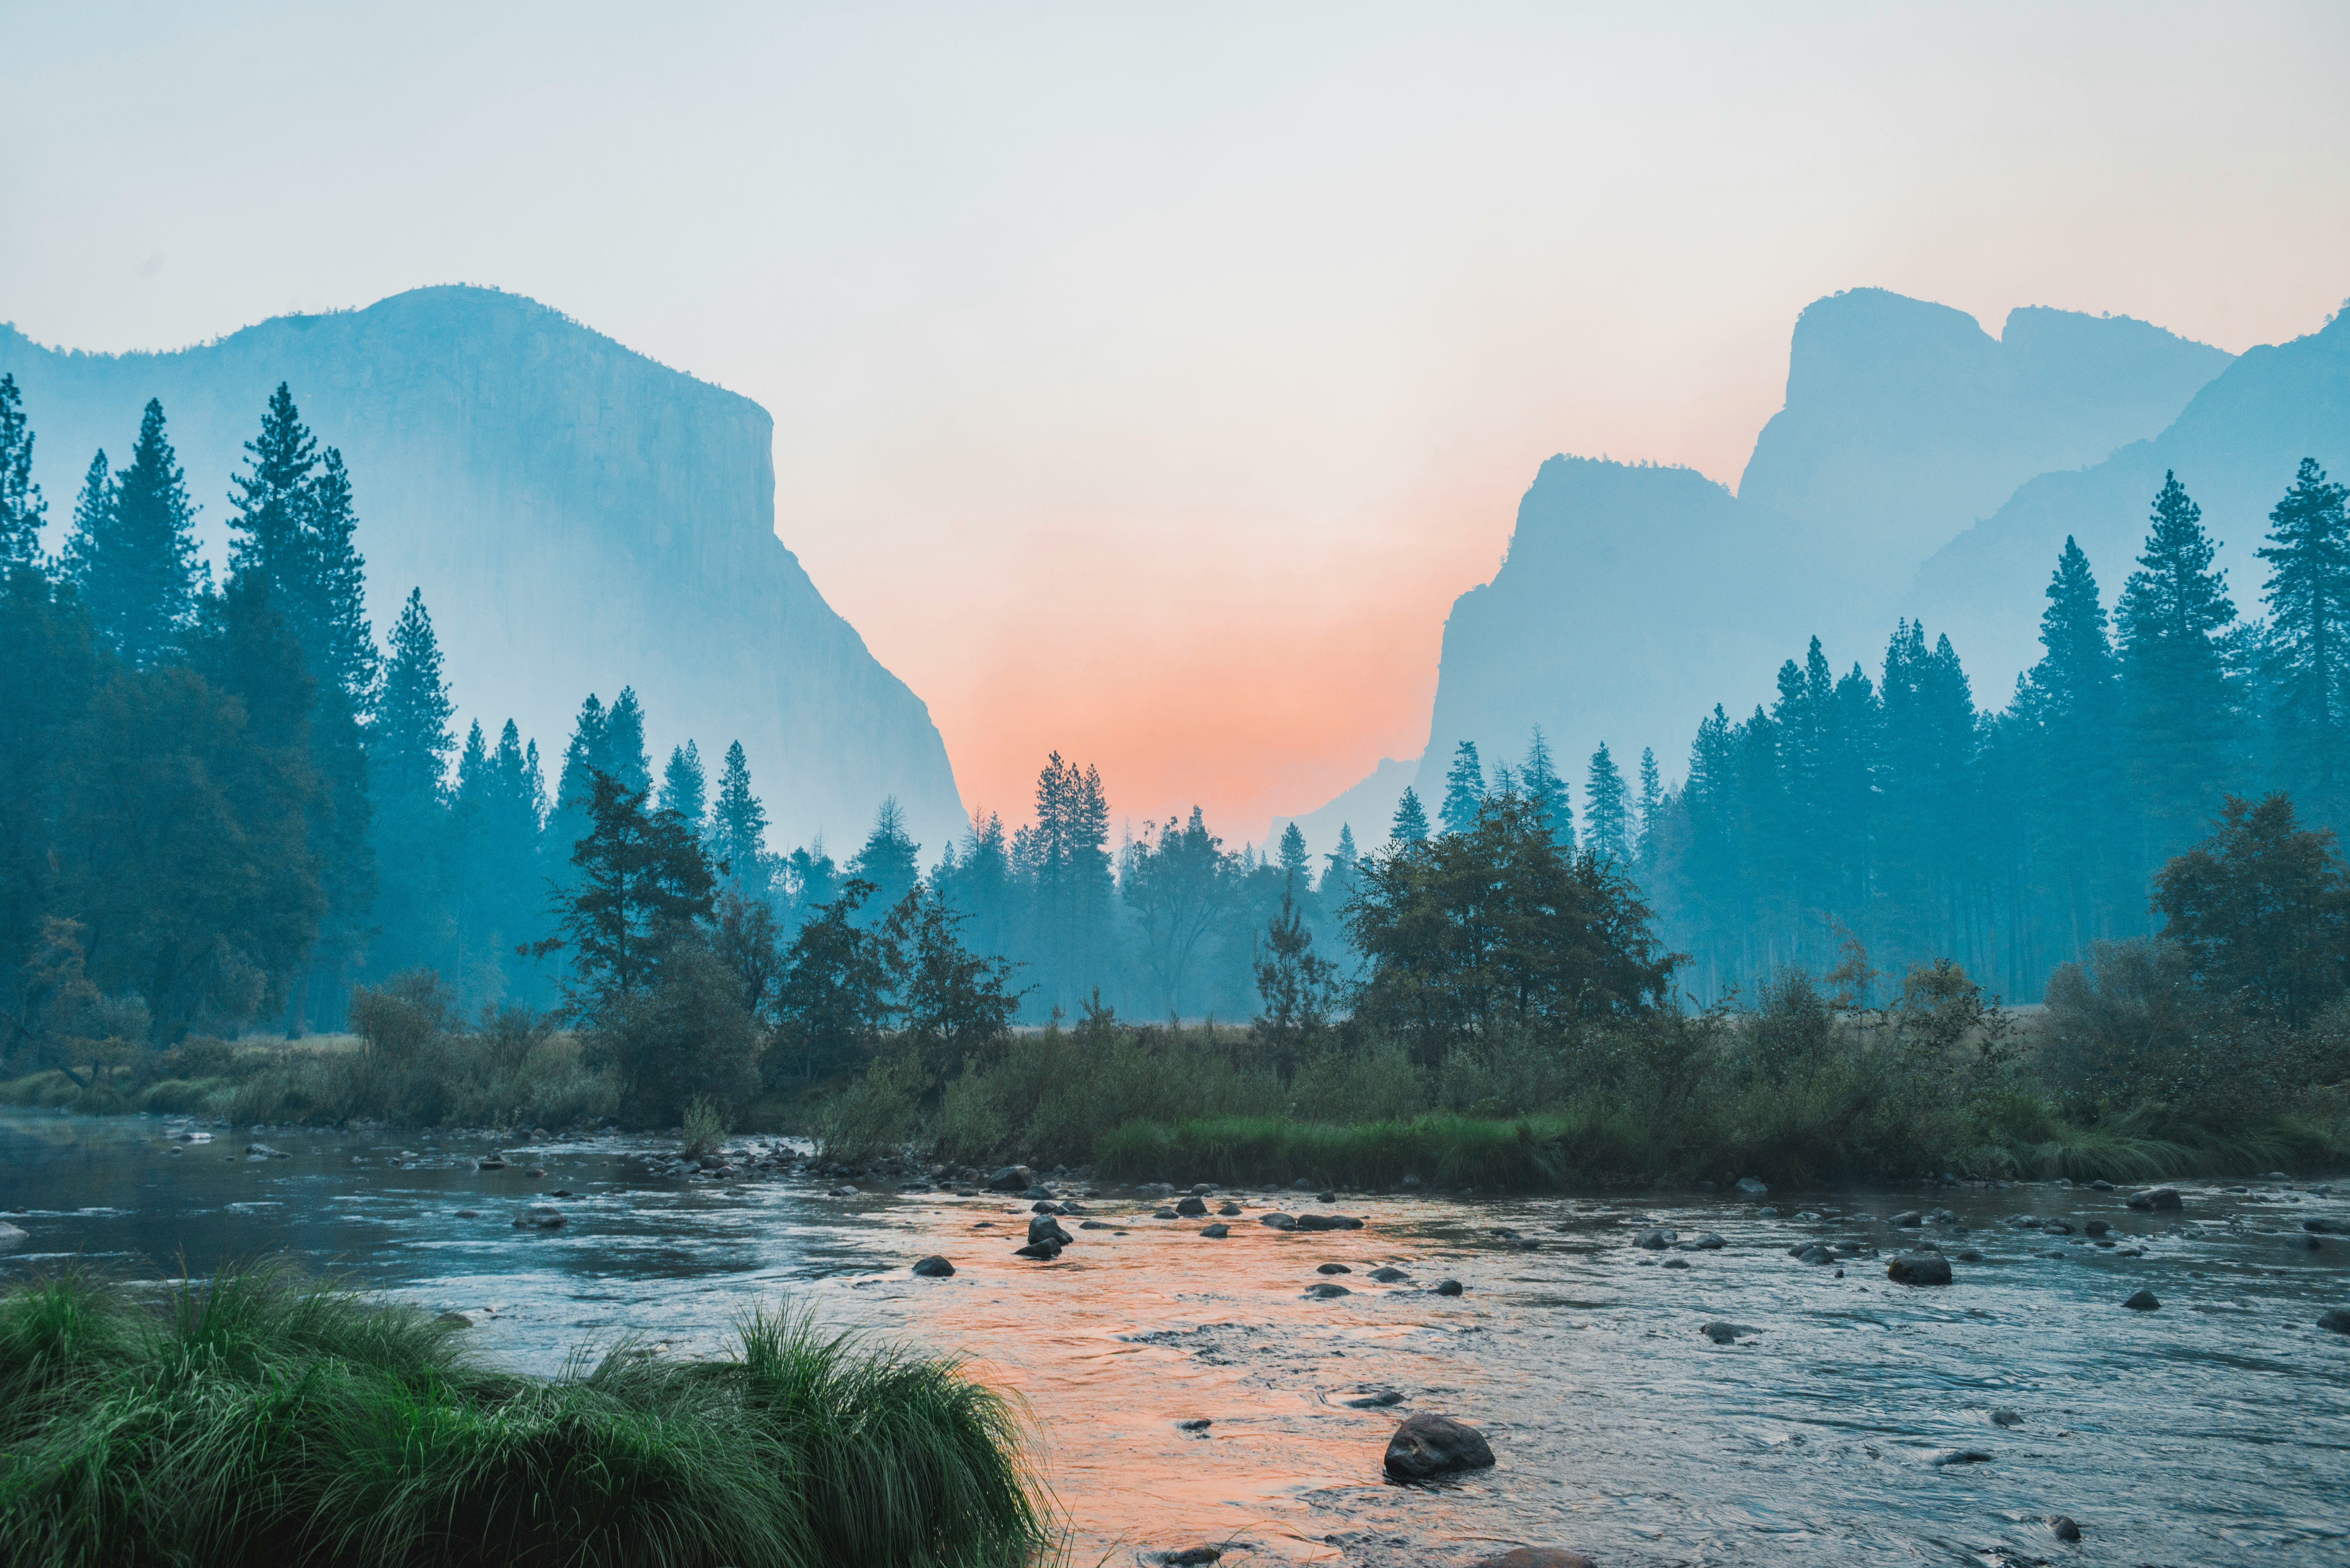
1342, 1387, 1403, 1407
512, 1206, 567, 1229
0, 1221, 28, 1251
1175, 1195, 1209, 1217
1383, 1413, 1496, 1479
1434, 1278, 1464, 1296
1991, 1407, 2022, 1426
1932, 1449, 1992, 1466
1634, 1227, 1677, 1250
1153, 1207, 1179, 1219
2318, 1307, 2350, 1334
1217, 1201, 1242, 1216
1887, 1253, 1952, 1285
1159, 1549, 1221, 1566
2124, 1289, 2161, 1311
1368, 1266, 1410, 1282
1700, 1321, 1758, 1344
2126, 1186, 2182, 1212
1317, 1262, 1352, 1274
1176, 1418, 1212, 1430
911, 1255, 955, 1277
2050, 1516, 2082, 1542
1735, 1176, 1769, 1195
1661, 1257, 1690, 1269
1027, 1215, 1074, 1247
985, 1165, 1034, 1192
1012, 1241, 1063, 1260
1200, 1223, 1230, 1238
1260, 1212, 1297, 1230
1305, 1281, 1351, 1298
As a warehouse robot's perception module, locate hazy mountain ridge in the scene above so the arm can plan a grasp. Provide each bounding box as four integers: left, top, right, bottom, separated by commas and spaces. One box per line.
1910, 303, 2350, 696
0, 285, 966, 856
1282, 289, 2241, 854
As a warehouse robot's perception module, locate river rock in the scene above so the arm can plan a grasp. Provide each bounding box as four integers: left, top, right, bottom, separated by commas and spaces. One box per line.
476, 1156, 506, 1170
2123, 1288, 2161, 1311
1153, 1208, 1178, 1219
2304, 1217, 2346, 1234
1931, 1448, 1992, 1466
512, 1206, 567, 1229
1176, 1195, 1209, 1217
1887, 1253, 1952, 1285
1991, 1407, 2022, 1426
1955, 1248, 1983, 1262
1891, 1210, 1923, 1226
1469, 1551, 1594, 1568
1297, 1213, 1363, 1231
1634, 1227, 1677, 1250
1676, 1232, 1725, 1251
1435, 1278, 1464, 1296
454, 1209, 480, 1218
1027, 1214, 1074, 1247
1200, 1223, 1230, 1238
1317, 1262, 1352, 1274
985, 1165, 1035, 1192
1792, 1243, 1832, 1264
2314, 1307, 2350, 1333
1080, 1219, 1113, 1229
1260, 1212, 1297, 1230
2049, 1515, 2082, 1541
1342, 1387, 1403, 1407
1012, 1240, 1063, 1260
1306, 1281, 1351, 1298
2084, 1219, 2111, 1236
245, 1143, 289, 1160
1030, 1200, 1062, 1213
1383, 1413, 1495, 1479
1700, 1321, 1758, 1344
1735, 1176, 1769, 1195
0, 1221, 29, 1251
1156, 1549, 1221, 1566
1662, 1257, 1690, 1269
1217, 1201, 1242, 1216
2041, 1219, 2074, 1234
911, 1255, 956, 1277
1368, 1266, 1410, 1282
2126, 1186, 2182, 1212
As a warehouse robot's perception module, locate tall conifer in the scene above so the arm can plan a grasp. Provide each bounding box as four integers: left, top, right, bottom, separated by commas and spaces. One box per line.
1438, 741, 1485, 835
712, 740, 770, 890
1391, 787, 1430, 845
661, 741, 708, 835
2118, 472, 2238, 853
65, 400, 202, 667
2257, 458, 2350, 821
0, 374, 45, 569
604, 687, 653, 796
1585, 743, 1630, 865
1519, 728, 1572, 846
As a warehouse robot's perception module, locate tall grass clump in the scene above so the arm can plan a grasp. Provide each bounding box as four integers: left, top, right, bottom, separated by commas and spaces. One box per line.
0, 1262, 1047, 1568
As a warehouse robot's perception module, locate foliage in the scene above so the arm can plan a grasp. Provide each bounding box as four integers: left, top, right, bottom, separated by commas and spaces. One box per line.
0, 1262, 1046, 1568
541, 772, 717, 1012
681, 1094, 729, 1158
2153, 792, 2350, 1024
591, 944, 761, 1128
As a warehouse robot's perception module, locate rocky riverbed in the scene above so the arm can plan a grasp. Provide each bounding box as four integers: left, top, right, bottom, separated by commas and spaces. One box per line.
4, 1109, 2347, 1566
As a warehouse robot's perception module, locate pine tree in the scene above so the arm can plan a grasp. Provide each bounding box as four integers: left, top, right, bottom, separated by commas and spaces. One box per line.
1438, 741, 1485, 835
228, 383, 318, 591
1634, 746, 1664, 876
604, 686, 653, 796
374, 589, 456, 802
660, 741, 707, 835
302, 449, 376, 704
556, 696, 610, 816
65, 401, 202, 667
1277, 821, 1312, 890
1391, 787, 1430, 845
1321, 823, 1361, 907
1585, 742, 1630, 865
847, 796, 921, 913
2118, 471, 2238, 855
1519, 728, 1572, 847
712, 740, 770, 889
0, 374, 45, 569
2258, 458, 2350, 823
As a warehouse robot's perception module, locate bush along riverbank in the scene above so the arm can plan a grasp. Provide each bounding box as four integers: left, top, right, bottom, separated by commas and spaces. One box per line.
0, 1263, 1047, 1568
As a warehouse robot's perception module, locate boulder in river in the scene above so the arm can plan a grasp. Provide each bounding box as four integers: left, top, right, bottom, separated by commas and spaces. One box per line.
1155, 1549, 1221, 1566
1990, 1407, 2022, 1426
1305, 1281, 1351, 1299
1469, 1551, 1595, 1568
1317, 1262, 1352, 1274
2049, 1515, 2082, 1542
1012, 1240, 1063, 1260
512, 1206, 567, 1229
1175, 1195, 1209, 1217
1200, 1223, 1230, 1238
1027, 1215, 1074, 1247
1891, 1210, 1923, 1226
1887, 1254, 1952, 1285
1217, 1201, 1242, 1216
1735, 1176, 1769, 1195
2123, 1289, 2161, 1311
1153, 1208, 1179, 1219
2126, 1186, 2182, 1212
1792, 1243, 1832, 1264
1383, 1413, 1495, 1479
1634, 1227, 1677, 1250
2304, 1217, 2346, 1234
1368, 1266, 1410, 1282
1675, 1232, 1725, 1251
1435, 1278, 1464, 1296
911, 1255, 956, 1277
1297, 1213, 1363, 1231
1260, 1212, 1297, 1230
2084, 1219, 2111, 1236
1700, 1322, 1758, 1344
0, 1221, 29, 1251
2308, 1306, 2350, 1333
985, 1165, 1035, 1192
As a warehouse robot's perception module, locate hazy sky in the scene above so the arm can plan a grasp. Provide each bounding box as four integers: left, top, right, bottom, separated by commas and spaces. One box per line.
6, 2, 2347, 846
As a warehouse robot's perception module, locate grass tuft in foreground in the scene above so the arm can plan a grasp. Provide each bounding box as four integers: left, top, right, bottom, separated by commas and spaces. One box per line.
0, 1261, 1047, 1568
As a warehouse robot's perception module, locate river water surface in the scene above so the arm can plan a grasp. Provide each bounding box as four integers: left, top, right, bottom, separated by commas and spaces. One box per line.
3, 1110, 2346, 1568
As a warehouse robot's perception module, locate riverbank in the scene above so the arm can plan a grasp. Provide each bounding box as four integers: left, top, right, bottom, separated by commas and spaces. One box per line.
0, 1261, 1045, 1568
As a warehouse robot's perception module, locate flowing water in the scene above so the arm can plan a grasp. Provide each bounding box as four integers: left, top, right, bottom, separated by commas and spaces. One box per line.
4, 1109, 2347, 1567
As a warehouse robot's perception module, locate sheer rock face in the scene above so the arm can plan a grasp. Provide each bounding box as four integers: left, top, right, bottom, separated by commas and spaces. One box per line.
0, 285, 964, 854
1402, 290, 2231, 819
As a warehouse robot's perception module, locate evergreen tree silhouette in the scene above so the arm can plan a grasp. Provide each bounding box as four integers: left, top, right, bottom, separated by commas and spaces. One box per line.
1584, 743, 1630, 865
2119, 471, 2238, 857
64, 400, 202, 667
0, 374, 46, 569
1439, 740, 1485, 835
2258, 458, 2350, 822
1391, 787, 1430, 845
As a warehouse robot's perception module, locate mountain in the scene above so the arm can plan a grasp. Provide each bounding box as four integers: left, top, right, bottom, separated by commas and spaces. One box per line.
0, 286, 966, 856
1911, 303, 2350, 697
1265, 754, 1418, 861
1740, 289, 2232, 598
1360, 289, 2236, 827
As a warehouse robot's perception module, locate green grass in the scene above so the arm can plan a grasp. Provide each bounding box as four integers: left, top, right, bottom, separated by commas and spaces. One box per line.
0, 1262, 1049, 1568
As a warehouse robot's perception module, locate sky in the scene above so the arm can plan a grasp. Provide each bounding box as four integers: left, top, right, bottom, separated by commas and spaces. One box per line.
5, 2, 2348, 847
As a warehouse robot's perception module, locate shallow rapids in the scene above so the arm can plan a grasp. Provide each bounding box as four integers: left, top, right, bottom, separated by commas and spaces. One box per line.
4, 1110, 2345, 1567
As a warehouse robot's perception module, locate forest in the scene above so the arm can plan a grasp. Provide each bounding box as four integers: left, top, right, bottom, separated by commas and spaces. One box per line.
3, 372, 2349, 1182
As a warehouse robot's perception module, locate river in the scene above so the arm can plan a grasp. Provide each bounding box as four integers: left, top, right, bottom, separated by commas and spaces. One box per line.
3, 1109, 2346, 1567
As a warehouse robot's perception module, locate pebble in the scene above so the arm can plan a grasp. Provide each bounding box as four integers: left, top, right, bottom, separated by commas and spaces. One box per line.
1217, 1202, 1242, 1216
